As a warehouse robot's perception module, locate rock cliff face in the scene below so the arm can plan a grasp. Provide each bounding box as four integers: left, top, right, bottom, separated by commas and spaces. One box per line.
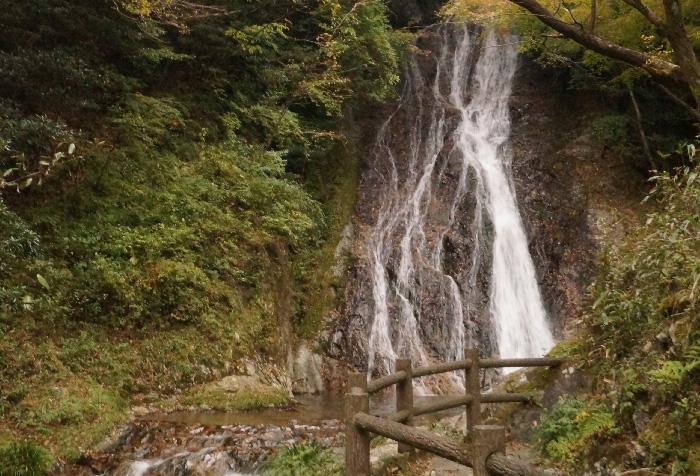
387, 0, 445, 26
324, 26, 642, 381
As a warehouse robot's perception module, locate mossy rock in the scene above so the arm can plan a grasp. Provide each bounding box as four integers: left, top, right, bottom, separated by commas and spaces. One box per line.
181, 376, 290, 411
639, 411, 673, 449
688, 443, 700, 474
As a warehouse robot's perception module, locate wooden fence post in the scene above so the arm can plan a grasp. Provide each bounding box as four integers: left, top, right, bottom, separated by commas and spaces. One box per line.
465, 348, 481, 441
345, 372, 370, 476
348, 371, 367, 392
395, 358, 413, 454
470, 425, 505, 476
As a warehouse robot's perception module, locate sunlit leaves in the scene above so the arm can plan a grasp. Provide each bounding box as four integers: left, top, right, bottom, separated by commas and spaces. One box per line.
226, 23, 289, 55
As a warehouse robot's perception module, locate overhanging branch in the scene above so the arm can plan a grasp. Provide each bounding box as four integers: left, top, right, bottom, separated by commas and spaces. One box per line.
508, 0, 683, 81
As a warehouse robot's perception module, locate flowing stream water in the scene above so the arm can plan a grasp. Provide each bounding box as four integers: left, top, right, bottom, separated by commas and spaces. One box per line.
366, 25, 554, 386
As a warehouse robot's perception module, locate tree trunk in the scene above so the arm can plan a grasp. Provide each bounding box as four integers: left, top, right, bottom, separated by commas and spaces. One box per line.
627, 85, 657, 170
662, 0, 700, 106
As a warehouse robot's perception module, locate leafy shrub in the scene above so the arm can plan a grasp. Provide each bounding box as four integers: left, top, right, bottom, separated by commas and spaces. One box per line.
0, 199, 39, 263
263, 441, 342, 476
536, 398, 617, 466
112, 94, 186, 148
0, 47, 132, 112
591, 114, 633, 154
649, 343, 700, 397
0, 440, 52, 476
577, 151, 700, 472
590, 156, 700, 355
0, 101, 76, 191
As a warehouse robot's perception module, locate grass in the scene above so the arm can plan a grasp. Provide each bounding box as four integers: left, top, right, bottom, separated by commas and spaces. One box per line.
0, 299, 265, 463
0, 440, 52, 476
262, 442, 343, 476
180, 386, 291, 412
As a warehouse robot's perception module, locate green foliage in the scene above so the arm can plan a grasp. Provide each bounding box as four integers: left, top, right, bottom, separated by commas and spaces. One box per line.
572, 149, 700, 473
112, 94, 186, 148
590, 156, 700, 354
316, 0, 403, 104
0, 0, 399, 462
0, 440, 52, 476
0, 100, 77, 191
649, 343, 700, 396
181, 385, 290, 412
263, 441, 343, 476
591, 114, 633, 152
536, 398, 618, 466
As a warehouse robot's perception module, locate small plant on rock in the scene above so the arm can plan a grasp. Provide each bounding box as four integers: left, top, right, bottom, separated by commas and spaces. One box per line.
263, 441, 342, 476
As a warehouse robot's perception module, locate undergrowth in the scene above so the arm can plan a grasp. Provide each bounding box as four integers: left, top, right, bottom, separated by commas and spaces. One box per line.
262, 442, 343, 476
0, 441, 52, 476
0, 0, 403, 468
546, 149, 700, 473
536, 398, 618, 466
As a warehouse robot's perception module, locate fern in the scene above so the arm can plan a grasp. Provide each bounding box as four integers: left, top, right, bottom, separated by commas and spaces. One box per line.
536, 398, 618, 466
263, 442, 342, 476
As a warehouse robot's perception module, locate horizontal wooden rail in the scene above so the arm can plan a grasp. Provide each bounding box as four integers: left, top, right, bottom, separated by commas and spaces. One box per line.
482, 393, 535, 404
386, 395, 473, 422
366, 357, 563, 394
479, 357, 565, 368
356, 414, 536, 476
367, 370, 408, 394
412, 358, 472, 377
383, 392, 536, 423
355, 412, 472, 466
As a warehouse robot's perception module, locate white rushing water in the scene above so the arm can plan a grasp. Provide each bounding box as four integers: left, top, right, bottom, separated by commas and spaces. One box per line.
366, 25, 554, 385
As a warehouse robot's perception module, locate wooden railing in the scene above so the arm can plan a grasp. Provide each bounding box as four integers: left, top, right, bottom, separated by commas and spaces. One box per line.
344, 349, 566, 476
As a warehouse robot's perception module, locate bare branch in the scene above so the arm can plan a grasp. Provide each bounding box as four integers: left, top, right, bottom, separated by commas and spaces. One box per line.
654, 82, 700, 121
627, 84, 658, 170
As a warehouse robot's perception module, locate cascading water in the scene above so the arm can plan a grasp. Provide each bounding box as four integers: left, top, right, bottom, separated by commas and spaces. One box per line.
365, 25, 554, 387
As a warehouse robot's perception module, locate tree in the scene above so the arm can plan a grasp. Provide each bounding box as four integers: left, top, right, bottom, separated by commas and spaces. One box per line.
446, 0, 700, 118
115, 0, 230, 30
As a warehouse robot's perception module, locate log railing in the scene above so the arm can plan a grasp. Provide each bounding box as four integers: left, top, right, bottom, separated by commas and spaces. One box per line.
345, 349, 565, 476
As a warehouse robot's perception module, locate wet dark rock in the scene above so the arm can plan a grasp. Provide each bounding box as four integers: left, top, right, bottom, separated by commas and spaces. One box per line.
327, 27, 610, 378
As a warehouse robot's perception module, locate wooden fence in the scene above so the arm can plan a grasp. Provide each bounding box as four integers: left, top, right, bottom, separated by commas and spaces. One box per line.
345, 349, 565, 476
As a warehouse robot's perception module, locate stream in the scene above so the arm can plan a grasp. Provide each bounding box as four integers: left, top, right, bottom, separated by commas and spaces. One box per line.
90, 394, 461, 475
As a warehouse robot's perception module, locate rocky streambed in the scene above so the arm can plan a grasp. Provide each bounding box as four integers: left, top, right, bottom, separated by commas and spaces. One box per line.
107, 419, 342, 475
68, 413, 344, 475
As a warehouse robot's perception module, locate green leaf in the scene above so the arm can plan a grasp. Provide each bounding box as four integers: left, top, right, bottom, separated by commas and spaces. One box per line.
37, 274, 51, 291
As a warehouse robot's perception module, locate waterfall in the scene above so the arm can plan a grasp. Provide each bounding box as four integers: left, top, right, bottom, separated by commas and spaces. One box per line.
365, 25, 554, 387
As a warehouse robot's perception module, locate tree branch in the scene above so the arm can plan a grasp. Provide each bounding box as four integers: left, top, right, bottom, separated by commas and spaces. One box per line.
620, 0, 666, 30
627, 84, 658, 170
654, 82, 700, 121
586, 0, 597, 33
508, 0, 683, 81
